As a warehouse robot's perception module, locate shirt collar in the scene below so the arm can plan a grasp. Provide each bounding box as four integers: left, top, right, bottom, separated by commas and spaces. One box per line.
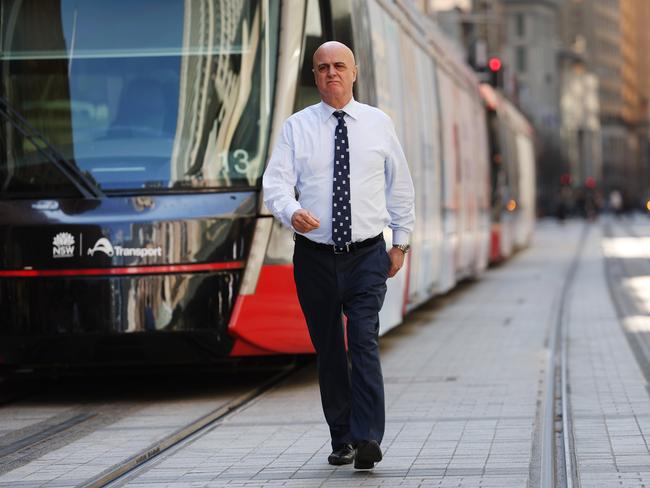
319, 98, 360, 123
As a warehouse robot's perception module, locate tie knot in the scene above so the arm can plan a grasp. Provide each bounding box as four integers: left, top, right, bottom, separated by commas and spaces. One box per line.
333, 111, 346, 121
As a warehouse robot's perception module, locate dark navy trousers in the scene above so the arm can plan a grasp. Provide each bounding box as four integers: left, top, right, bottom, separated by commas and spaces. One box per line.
293, 237, 390, 449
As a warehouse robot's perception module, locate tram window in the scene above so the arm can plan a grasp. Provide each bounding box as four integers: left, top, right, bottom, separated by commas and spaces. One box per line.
0, 126, 78, 199
295, 0, 329, 111
0, 0, 280, 194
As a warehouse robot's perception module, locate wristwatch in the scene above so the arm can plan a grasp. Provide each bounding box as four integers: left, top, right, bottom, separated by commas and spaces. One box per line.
392, 244, 410, 254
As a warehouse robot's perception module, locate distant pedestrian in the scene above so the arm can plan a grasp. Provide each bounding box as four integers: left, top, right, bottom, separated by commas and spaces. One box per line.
263, 41, 415, 470
609, 189, 623, 217
555, 186, 572, 223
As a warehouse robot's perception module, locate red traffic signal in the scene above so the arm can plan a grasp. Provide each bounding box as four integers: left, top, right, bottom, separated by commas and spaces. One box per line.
488, 57, 502, 72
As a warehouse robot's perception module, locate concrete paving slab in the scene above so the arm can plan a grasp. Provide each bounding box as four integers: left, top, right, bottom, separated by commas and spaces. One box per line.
569, 221, 650, 486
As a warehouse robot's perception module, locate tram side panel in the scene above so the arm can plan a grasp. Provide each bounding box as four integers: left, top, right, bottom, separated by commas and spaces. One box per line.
366, 2, 409, 333
461, 90, 490, 275
474, 94, 492, 273
407, 44, 444, 309
455, 87, 472, 278
497, 114, 517, 259
456, 86, 489, 279
394, 21, 445, 311
436, 69, 460, 294
483, 97, 505, 263
480, 84, 536, 264
501, 102, 536, 250
397, 29, 424, 313
514, 132, 536, 248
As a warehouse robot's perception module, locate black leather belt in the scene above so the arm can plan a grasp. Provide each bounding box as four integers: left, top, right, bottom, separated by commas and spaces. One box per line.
294, 233, 383, 254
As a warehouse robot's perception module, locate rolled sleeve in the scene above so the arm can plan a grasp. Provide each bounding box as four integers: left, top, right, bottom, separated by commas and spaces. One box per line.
384, 121, 415, 246
262, 122, 302, 229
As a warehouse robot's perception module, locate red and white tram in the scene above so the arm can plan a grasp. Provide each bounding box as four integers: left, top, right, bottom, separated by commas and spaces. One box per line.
0, 0, 535, 365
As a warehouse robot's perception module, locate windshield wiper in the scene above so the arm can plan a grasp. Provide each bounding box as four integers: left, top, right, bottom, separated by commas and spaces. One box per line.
0, 93, 105, 199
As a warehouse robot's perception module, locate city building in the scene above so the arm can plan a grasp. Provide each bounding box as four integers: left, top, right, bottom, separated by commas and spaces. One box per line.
562, 0, 650, 205
432, 0, 650, 211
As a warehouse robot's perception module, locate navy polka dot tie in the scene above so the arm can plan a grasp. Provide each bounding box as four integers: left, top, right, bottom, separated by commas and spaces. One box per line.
332, 111, 351, 252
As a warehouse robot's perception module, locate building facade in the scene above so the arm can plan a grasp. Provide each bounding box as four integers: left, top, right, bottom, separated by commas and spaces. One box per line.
562, 0, 650, 205
434, 0, 650, 210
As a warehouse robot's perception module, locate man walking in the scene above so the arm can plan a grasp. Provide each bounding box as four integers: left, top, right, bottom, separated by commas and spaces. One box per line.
262, 41, 415, 470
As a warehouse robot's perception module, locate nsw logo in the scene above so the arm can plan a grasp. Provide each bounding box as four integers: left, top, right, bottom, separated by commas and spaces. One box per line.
87, 238, 115, 257
52, 232, 75, 258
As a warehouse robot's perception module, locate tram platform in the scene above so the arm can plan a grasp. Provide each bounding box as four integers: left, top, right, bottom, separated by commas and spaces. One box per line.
3, 218, 650, 488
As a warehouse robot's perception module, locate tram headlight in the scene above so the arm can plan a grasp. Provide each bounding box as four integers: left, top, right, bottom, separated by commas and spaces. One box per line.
506, 199, 517, 212
646, 200, 650, 213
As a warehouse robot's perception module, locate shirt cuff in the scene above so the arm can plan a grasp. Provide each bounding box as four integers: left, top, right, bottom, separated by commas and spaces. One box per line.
281, 201, 302, 229
392, 229, 410, 246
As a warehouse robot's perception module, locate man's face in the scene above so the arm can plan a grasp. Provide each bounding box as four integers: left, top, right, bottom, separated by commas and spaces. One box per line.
313, 44, 357, 104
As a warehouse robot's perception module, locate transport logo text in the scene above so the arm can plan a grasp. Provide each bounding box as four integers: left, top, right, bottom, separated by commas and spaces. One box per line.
87, 237, 162, 258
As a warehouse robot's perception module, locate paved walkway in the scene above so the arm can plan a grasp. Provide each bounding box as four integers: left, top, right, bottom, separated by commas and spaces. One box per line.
568, 220, 650, 487
0, 381, 256, 487
113, 221, 584, 488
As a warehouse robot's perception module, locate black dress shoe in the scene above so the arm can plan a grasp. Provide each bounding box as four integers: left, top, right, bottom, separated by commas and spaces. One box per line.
328, 443, 355, 465
354, 440, 382, 469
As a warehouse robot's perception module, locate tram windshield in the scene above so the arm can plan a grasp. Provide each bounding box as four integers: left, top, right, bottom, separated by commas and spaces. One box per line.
0, 0, 278, 196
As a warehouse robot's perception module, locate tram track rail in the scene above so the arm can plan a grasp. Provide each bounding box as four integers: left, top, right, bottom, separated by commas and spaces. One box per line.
0, 373, 99, 473
539, 221, 587, 488
83, 360, 306, 488
0, 412, 95, 461
0, 400, 154, 475
0, 359, 307, 486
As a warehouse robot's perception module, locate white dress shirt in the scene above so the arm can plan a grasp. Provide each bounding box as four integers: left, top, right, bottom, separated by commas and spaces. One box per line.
262, 99, 415, 245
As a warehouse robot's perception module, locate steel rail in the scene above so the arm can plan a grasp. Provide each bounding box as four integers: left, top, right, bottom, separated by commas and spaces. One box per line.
540, 222, 585, 488
560, 277, 574, 488
81, 361, 303, 488
0, 412, 95, 460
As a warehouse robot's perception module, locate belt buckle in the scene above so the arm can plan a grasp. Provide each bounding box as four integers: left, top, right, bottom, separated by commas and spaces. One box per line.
333, 242, 351, 254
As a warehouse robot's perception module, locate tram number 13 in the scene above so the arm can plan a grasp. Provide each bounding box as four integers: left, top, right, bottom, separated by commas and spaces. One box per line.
218, 149, 251, 176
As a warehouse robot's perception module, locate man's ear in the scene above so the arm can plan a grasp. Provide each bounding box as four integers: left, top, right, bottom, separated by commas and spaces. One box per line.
353, 65, 358, 83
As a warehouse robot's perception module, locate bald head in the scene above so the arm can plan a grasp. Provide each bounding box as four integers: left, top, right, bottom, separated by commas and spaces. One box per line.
312, 41, 357, 109
312, 41, 356, 68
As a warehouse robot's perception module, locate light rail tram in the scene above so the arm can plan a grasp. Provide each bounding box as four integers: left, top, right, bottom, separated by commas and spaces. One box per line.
0, 0, 535, 366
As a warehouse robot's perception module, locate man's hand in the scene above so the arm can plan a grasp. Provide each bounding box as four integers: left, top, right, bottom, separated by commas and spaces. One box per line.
387, 247, 405, 278
292, 209, 320, 233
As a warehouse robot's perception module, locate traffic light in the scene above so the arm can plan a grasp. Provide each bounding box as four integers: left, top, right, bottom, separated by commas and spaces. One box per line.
488, 57, 503, 87
488, 57, 502, 72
